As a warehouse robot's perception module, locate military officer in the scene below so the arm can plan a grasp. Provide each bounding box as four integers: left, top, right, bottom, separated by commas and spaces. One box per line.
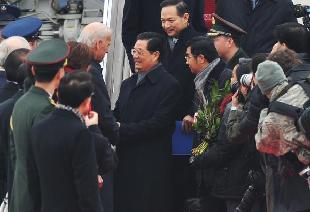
208, 13, 248, 70
9, 39, 69, 212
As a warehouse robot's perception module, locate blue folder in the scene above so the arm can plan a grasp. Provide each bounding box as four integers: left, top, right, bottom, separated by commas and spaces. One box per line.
172, 121, 193, 155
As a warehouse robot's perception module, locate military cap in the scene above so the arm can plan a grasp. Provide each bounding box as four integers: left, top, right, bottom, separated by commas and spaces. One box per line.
0, 4, 21, 21
208, 13, 247, 38
2, 17, 42, 39
26, 39, 69, 66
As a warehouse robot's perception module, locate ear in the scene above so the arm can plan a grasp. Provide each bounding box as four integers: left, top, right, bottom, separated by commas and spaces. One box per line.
31, 66, 36, 76
94, 39, 100, 51
153, 51, 160, 62
80, 97, 92, 115
197, 54, 206, 64
55, 68, 64, 81
183, 13, 189, 23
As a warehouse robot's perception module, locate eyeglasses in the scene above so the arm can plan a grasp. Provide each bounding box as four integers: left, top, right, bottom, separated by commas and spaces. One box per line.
185, 54, 193, 60
131, 48, 147, 56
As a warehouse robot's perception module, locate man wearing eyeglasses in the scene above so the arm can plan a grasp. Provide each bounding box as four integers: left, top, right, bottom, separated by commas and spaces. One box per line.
114, 32, 181, 212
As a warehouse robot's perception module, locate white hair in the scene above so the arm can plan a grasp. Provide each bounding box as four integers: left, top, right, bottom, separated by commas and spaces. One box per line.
77, 22, 112, 48
0, 36, 31, 66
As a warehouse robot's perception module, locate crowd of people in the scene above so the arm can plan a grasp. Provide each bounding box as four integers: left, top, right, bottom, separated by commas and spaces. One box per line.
0, 0, 309, 212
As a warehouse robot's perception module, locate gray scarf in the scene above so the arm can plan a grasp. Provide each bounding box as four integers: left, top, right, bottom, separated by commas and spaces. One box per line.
56, 104, 85, 125
194, 58, 220, 106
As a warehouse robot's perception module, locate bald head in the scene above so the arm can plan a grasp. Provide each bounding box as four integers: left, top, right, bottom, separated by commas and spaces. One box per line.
0, 36, 31, 66
78, 22, 112, 48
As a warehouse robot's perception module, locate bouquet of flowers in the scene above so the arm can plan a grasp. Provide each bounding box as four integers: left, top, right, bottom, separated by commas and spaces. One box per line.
191, 80, 230, 156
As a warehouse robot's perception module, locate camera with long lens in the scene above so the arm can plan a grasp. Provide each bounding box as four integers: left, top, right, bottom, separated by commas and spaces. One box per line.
235, 170, 265, 212
293, 4, 310, 30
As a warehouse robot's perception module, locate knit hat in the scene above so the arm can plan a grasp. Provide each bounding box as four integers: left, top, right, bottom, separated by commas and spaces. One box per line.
255, 60, 287, 94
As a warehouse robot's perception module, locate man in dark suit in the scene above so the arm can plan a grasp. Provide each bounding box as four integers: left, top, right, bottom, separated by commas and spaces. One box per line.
215, 0, 297, 56
160, 1, 201, 210
30, 72, 104, 212
0, 48, 30, 201
122, 0, 207, 72
114, 32, 181, 212
78, 22, 118, 212
0, 36, 31, 103
9, 39, 69, 212
160, 0, 201, 120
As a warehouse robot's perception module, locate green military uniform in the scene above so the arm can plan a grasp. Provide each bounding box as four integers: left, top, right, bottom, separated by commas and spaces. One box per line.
208, 13, 248, 69
9, 39, 69, 212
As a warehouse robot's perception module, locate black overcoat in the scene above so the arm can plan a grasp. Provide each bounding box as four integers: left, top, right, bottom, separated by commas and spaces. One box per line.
122, 0, 206, 72
162, 26, 201, 120
30, 109, 104, 212
216, 0, 297, 56
0, 82, 19, 103
113, 64, 181, 212
90, 61, 119, 145
89, 60, 118, 212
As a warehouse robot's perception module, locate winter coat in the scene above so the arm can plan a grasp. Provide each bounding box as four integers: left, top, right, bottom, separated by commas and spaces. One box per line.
255, 82, 310, 164
113, 64, 181, 212
216, 0, 297, 56
162, 26, 201, 120
30, 109, 103, 212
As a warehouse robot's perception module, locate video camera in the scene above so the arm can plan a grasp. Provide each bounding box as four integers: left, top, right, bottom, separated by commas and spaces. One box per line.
293, 4, 310, 30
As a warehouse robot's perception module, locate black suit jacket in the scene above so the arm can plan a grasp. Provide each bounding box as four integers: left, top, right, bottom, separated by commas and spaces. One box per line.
89, 61, 119, 145
0, 82, 19, 103
216, 0, 297, 56
122, 0, 207, 72
30, 109, 104, 212
162, 26, 201, 120
0, 90, 23, 201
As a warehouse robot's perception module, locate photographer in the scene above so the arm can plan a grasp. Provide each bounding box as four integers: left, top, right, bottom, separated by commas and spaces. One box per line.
255, 60, 310, 212
226, 54, 268, 144
271, 22, 310, 81
192, 62, 264, 212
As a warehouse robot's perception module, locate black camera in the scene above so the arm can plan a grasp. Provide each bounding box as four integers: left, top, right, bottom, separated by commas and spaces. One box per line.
235, 170, 265, 212
293, 4, 310, 30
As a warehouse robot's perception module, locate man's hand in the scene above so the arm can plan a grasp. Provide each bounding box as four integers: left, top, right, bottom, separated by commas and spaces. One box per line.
231, 91, 240, 108
84, 111, 98, 127
182, 115, 194, 133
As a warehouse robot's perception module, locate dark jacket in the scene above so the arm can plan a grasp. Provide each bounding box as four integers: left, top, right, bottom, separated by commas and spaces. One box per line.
163, 26, 201, 120
228, 86, 269, 143
89, 61, 118, 212
216, 0, 297, 56
190, 59, 230, 116
122, 0, 207, 72
208, 102, 261, 199
10, 86, 55, 212
0, 82, 19, 103
90, 61, 119, 145
30, 109, 103, 212
191, 59, 231, 191
0, 90, 23, 201
287, 53, 310, 82
0, 71, 6, 88
113, 64, 181, 212
263, 154, 310, 212
226, 48, 248, 70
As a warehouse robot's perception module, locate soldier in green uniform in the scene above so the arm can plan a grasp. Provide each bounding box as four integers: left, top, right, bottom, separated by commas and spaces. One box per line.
9, 39, 69, 212
208, 13, 248, 70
